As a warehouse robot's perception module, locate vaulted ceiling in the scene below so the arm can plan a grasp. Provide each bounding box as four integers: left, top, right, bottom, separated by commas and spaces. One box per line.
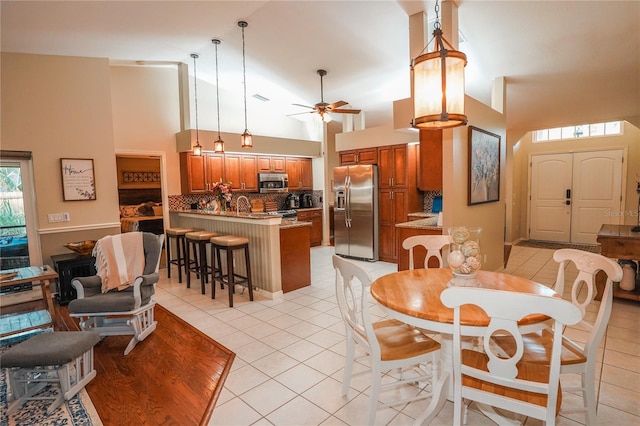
2, 1, 638, 139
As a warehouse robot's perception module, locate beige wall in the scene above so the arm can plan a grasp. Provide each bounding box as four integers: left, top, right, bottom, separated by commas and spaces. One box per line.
443, 96, 507, 272
1, 53, 121, 262
110, 66, 182, 196
510, 121, 640, 242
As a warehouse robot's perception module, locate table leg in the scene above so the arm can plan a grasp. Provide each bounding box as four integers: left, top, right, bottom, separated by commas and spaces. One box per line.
40, 279, 56, 321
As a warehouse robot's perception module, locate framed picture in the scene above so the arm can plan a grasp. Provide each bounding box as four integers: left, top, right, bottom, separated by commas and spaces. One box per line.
468, 126, 501, 205
60, 158, 96, 201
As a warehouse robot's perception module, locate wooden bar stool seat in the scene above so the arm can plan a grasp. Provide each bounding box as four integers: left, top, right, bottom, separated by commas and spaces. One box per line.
185, 231, 218, 294
210, 235, 253, 307
165, 227, 195, 283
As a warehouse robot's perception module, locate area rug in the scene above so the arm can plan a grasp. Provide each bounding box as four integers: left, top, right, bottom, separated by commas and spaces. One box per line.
0, 332, 103, 426
515, 239, 601, 253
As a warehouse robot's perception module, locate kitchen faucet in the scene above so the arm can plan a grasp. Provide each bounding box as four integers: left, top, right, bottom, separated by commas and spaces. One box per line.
236, 195, 250, 215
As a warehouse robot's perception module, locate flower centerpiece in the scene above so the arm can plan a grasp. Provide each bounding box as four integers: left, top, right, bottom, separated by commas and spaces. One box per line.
447, 226, 482, 286
211, 180, 232, 213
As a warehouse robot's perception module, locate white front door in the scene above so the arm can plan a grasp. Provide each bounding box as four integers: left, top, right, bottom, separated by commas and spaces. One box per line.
570, 150, 623, 243
529, 150, 624, 244
529, 153, 573, 242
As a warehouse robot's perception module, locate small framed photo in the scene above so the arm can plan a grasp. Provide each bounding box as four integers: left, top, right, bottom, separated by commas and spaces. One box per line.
468, 126, 500, 205
61, 158, 96, 201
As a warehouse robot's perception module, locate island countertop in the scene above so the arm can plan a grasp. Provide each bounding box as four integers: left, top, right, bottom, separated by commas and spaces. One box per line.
395, 217, 441, 231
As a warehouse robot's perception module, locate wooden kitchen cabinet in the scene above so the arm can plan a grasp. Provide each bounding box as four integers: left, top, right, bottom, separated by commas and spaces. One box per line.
378, 189, 408, 261
224, 154, 258, 192
418, 129, 443, 190
378, 144, 409, 188
280, 224, 311, 293
376, 143, 422, 263
257, 155, 286, 173
286, 157, 313, 190
339, 148, 378, 165
180, 152, 224, 194
297, 209, 323, 247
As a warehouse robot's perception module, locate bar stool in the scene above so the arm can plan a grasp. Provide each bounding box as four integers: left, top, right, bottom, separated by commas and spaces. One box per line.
185, 230, 219, 294
165, 227, 195, 283
210, 235, 254, 307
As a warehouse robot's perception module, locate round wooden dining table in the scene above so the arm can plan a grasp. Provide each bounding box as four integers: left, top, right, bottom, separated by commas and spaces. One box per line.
370, 268, 559, 425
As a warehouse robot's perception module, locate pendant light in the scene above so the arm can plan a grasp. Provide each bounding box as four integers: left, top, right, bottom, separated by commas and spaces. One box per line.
238, 20, 252, 148
212, 39, 225, 153
411, 0, 467, 129
190, 53, 203, 155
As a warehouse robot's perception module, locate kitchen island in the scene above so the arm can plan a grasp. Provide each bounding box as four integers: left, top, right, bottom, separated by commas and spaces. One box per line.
169, 210, 311, 298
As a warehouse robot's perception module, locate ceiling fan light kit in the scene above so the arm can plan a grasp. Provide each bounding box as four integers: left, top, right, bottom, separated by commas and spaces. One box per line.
212, 38, 225, 154
190, 53, 203, 156
238, 20, 253, 148
411, 0, 468, 130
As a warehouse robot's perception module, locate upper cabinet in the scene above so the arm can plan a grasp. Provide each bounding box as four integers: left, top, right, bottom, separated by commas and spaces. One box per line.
339, 148, 378, 166
180, 152, 224, 194
181, 152, 312, 194
257, 155, 286, 173
286, 157, 313, 190
378, 144, 409, 188
418, 129, 443, 191
224, 154, 258, 192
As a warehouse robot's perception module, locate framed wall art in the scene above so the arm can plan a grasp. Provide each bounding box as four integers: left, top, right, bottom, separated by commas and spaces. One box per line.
468, 126, 500, 205
61, 158, 96, 201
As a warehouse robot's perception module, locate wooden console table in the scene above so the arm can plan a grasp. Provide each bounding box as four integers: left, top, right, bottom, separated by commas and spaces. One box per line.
596, 224, 640, 301
0, 265, 58, 337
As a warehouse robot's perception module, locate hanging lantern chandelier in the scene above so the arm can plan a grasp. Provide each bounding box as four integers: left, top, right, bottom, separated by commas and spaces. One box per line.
212, 39, 225, 153
238, 20, 252, 148
191, 53, 203, 155
411, 0, 467, 129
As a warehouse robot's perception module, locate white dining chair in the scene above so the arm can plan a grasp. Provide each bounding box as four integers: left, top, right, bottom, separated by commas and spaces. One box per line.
441, 287, 583, 426
494, 249, 623, 425
402, 234, 452, 270
332, 255, 441, 425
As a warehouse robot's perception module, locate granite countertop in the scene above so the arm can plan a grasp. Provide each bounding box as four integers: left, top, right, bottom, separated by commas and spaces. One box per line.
280, 219, 312, 229
395, 217, 441, 230
171, 209, 277, 220
407, 212, 439, 219
295, 207, 322, 212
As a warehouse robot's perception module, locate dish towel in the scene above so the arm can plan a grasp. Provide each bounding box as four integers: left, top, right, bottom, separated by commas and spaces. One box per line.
93, 233, 145, 293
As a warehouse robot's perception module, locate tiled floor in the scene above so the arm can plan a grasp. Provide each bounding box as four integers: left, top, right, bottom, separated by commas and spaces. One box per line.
154, 245, 640, 425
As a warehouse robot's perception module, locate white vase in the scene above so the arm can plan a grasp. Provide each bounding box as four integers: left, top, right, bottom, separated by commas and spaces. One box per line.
449, 271, 479, 287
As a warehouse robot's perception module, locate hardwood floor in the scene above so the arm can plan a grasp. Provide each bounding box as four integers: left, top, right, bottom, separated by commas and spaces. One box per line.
48, 302, 235, 425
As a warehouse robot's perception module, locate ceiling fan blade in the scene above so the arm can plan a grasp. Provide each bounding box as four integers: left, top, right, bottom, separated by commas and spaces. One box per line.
332, 108, 361, 114
328, 101, 348, 109
287, 111, 317, 117
292, 103, 316, 109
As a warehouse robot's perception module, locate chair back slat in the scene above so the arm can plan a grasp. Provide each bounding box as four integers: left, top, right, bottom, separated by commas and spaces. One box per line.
402, 235, 451, 269
333, 255, 379, 356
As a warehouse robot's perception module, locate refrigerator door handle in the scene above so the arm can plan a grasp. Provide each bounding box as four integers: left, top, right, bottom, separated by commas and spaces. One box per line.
345, 175, 351, 227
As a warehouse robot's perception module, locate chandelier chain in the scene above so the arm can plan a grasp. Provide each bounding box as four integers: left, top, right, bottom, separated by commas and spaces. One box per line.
434, 0, 441, 30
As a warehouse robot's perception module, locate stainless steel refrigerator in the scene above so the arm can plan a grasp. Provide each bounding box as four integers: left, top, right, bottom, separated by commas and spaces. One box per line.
333, 165, 378, 261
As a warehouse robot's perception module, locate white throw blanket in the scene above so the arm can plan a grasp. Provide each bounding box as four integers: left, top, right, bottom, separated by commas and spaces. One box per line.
93, 233, 145, 293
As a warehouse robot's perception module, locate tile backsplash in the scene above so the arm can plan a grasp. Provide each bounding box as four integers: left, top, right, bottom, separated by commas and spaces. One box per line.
168, 190, 323, 211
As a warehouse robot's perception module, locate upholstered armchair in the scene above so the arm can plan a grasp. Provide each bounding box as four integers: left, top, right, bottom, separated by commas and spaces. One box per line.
68, 232, 164, 355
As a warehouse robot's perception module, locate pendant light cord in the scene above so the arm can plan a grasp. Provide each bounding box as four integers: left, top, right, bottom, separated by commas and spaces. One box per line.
241, 22, 248, 131
191, 53, 200, 145
214, 42, 221, 139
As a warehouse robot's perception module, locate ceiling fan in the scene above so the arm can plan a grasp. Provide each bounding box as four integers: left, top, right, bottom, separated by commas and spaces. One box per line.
290, 69, 361, 122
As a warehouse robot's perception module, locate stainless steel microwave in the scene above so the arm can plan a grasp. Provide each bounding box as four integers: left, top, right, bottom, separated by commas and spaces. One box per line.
258, 173, 289, 193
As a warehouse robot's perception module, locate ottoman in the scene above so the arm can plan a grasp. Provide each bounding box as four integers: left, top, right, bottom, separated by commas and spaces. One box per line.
1, 331, 101, 414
